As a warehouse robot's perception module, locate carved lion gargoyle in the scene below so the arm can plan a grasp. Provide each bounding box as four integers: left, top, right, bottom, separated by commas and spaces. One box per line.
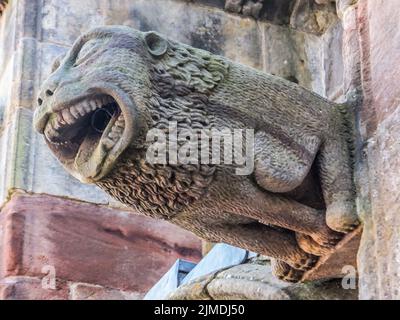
33, 26, 359, 282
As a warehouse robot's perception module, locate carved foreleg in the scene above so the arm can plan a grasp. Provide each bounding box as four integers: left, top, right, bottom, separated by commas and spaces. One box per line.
199, 222, 319, 271
317, 110, 360, 233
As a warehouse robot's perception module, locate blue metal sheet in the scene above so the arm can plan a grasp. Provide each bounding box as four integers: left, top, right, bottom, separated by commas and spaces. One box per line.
180, 243, 249, 285
144, 259, 196, 300
144, 243, 257, 300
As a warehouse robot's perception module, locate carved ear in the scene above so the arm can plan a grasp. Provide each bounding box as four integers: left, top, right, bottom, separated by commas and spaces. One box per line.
144, 31, 168, 57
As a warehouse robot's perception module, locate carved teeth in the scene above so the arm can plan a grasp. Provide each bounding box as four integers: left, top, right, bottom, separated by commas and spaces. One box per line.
103, 138, 115, 150
76, 105, 86, 117
89, 100, 99, 111
62, 109, 75, 125
44, 124, 60, 141
83, 102, 92, 114
53, 120, 62, 130
45, 95, 124, 145
57, 96, 115, 127
102, 96, 113, 105
70, 106, 80, 119
115, 114, 125, 128
108, 132, 119, 141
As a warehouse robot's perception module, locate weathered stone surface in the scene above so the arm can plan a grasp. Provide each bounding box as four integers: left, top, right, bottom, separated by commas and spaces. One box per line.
0, 276, 69, 300
69, 283, 142, 300
303, 20, 344, 99
169, 263, 358, 300
0, 192, 202, 293
290, 0, 338, 35
206, 264, 290, 300
1, 277, 144, 300
352, 0, 400, 300
209, 0, 340, 33
262, 23, 311, 86
0, 0, 16, 124
357, 107, 400, 300
341, 3, 361, 98
168, 274, 215, 300
336, 0, 357, 19
364, 0, 400, 128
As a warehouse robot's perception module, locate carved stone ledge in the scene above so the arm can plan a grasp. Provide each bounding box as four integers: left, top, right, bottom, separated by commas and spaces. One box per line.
168, 262, 358, 300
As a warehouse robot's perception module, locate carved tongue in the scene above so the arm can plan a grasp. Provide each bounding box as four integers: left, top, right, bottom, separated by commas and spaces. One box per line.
74, 111, 119, 182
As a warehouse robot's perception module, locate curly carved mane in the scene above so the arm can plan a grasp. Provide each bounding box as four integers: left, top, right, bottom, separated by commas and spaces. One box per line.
96, 40, 230, 219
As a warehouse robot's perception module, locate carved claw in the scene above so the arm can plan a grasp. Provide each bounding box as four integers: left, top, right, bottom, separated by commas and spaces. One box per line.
310, 226, 343, 249
296, 233, 333, 256
290, 253, 319, 271
271, 259, 305, 283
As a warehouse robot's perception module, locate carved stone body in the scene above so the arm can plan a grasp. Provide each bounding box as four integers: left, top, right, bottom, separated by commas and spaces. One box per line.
33, 26, 359, 282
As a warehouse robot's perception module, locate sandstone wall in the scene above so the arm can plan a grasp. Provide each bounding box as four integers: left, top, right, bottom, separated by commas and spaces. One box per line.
353, 0, 400, 300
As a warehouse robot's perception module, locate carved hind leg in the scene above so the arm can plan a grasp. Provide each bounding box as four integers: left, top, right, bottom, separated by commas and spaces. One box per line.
317, 110, 360, 233
238, 191, 343, 248
194, 222, 319, 271
271, 259, 304, 283
254, 131, 320, 193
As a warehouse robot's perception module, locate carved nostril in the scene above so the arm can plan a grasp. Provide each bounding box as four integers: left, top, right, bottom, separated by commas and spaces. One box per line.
46, 90, 54, 96
38, 98, 43, 106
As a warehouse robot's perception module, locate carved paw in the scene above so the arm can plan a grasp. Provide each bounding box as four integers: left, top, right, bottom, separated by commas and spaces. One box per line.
288, 252, 319, 271
310, 226, 343, 249
271, 259, 304, 283
326, 201, 360, 233
296, 233, 333, 256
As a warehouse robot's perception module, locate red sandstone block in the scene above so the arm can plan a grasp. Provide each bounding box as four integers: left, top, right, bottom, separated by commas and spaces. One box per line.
0, 276, 68, 300
69, 282, 142, 300
0, 193, 202, 293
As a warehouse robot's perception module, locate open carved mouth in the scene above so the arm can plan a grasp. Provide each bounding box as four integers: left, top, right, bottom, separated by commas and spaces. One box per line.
43, 94, 126, 181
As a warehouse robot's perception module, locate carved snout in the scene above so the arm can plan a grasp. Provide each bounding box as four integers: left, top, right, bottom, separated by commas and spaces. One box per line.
34, 72, 63, 133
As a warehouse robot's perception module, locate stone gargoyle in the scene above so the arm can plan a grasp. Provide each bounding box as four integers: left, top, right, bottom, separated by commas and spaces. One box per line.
33, 26, 359, 282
